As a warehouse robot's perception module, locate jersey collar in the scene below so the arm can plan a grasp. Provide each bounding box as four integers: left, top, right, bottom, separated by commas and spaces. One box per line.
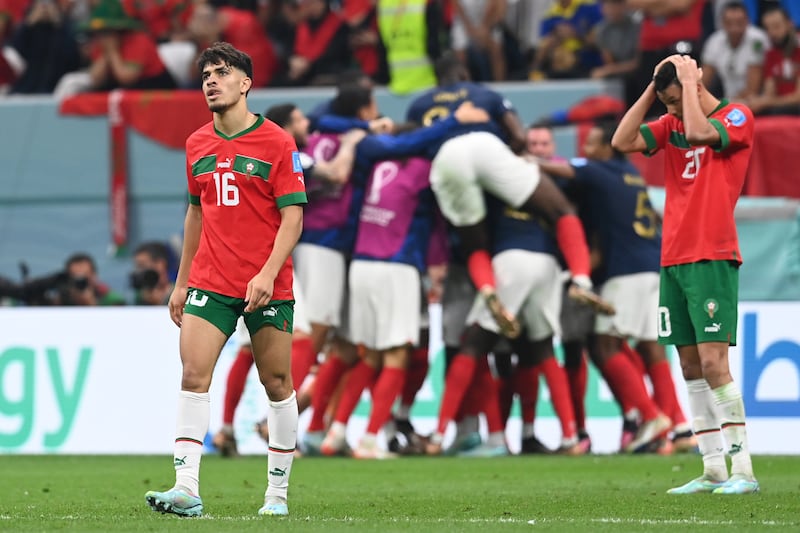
214, 114, 265, 140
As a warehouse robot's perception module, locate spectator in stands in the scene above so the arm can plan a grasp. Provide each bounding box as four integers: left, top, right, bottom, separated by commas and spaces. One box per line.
186, 1, 278, 88
131, 241, 175, 305
530, 0, 602, 80
701, 1, 767, 99
61, 252, 126, 306
81, 0, 176, 93
122, 0, 189, 43
276, 0, 350, 86
342, 0, 386, 84
744, 5, 800, 115
377, 0, 442, 94
0, 0, 30, 90
627, 0, 707, 109
590, 0, 640, 81
7, 0, 83, 94
451, 0, 507, 81
262, 0, 302, 65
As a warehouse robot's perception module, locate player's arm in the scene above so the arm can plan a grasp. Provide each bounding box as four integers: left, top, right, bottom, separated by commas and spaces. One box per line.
536, 159, 577, 179
675, 56, 721, 146
312, 129, 367, 184
169, 203, 202, 326
500, 110, 527, 154
611, 82, 657, 153
245, 205, 304, 312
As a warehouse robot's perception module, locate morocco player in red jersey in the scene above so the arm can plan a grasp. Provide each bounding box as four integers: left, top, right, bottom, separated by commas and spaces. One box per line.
613, 54, 758, 495
145, 42, 307, 518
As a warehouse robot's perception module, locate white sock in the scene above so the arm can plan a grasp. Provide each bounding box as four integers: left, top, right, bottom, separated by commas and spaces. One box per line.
265, 391, 298, 504
711, 381, 754, 478
685, 379, 727, 481
174, 391, 210, 496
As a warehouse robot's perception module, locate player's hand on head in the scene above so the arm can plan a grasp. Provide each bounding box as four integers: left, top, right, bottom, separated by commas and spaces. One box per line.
244, 272, 275, 313
673, 55, 702, 85
454, 101, 490, 124
168, 286, 188, 327
652, 53, 683, 79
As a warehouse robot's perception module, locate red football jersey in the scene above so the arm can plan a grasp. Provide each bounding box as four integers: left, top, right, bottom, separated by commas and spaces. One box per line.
763, 46, 800, 97
185, 115, 307, 299
640, 101, 753, 267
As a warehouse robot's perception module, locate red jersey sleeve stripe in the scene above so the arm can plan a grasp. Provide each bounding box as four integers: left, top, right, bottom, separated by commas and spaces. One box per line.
276, 191, 308, 209
191, 154, 216, 176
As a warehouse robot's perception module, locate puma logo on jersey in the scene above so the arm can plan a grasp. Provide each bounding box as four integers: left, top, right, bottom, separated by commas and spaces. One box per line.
218, 157, 232, 169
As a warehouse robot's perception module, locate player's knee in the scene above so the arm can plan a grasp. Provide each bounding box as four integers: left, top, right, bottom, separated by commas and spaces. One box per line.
261, 371, 293, 400
680, 359, 703, 381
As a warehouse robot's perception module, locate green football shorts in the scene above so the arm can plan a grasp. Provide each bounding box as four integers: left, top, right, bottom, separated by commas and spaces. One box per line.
658, 260, 739, 347
183, 287, 294, 337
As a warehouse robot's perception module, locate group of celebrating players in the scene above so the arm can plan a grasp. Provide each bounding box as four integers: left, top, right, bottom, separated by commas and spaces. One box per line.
211, 53, 698, 461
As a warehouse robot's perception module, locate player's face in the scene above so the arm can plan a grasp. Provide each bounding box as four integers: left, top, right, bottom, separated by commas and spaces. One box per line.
201, 61, 251, 113
288, 108, 310, 148
657, 85, 683, 120
582, 128, 605, 159
526, 128, 556, 158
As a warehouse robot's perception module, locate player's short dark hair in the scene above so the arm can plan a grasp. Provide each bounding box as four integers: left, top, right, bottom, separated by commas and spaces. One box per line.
65, 252, 96, 273
330, 85, 372, 118
434, 52, 468, 83
596, 121, 625, 158
134, 241, 171, 263
336, 68, 372, 90
527, 121, 553, 131
197, 41, 253, 80
265, 103, 297, 128
653, 61, 680, 92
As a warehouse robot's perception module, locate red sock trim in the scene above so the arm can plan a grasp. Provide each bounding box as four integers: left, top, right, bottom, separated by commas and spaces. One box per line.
437, 354, 478, 435
467, 250, 495, 291
565, 356, 587, 431
223, 347, 254, 425
307, 356, 349, 432
539, 358, 577, 440
401, 347, 429, 407
333, 360, 377, 424
513, 366, 539, 424
291, 337, 317, 391
648, 360, 679, 425
555, 214, 591, 278
475, 359, 504, 433
602, 352, 658, 420
366, 367, 406, 434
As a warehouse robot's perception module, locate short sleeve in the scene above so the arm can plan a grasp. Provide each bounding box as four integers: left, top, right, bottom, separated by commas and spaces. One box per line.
274, 138, 309, 209
708, 104, 754, 152
185, 150, 202, 205
640, 115, 671, 156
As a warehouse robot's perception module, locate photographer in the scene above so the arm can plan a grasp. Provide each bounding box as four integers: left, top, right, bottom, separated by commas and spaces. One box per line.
130, 241, 174, 305
62, 252, 126, 306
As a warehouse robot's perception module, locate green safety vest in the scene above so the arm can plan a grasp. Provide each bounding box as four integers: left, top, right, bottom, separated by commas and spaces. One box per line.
377, 0, 437, 95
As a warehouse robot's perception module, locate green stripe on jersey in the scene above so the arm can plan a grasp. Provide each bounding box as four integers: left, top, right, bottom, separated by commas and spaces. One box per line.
708, 118, 729, 151
192, 154, 216, 176
276, 191, 308, 209
640, 124, 657, 155
669, 131, 691, 149
234, 155, 272, 181
188, 193, 200, 205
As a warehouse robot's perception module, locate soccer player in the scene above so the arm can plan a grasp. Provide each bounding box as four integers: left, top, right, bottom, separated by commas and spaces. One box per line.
144, 42, 307, 518
406, 53, 612, 338
538, 122, 692, 453
612, 54, 758, 494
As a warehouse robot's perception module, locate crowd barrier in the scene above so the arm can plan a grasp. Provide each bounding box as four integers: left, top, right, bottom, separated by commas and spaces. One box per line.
1, 303, 797, 455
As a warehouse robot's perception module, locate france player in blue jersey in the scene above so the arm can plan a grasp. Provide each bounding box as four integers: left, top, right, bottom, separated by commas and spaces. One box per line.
406, 53, 611, 342
537, 122, 687, 454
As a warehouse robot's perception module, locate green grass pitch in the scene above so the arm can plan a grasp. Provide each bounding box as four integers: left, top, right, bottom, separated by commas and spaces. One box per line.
1, 454, 798, 532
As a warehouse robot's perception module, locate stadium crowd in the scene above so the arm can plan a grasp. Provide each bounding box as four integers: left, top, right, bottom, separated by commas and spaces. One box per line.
1, 0, 792, 466
0, 0, 799, 109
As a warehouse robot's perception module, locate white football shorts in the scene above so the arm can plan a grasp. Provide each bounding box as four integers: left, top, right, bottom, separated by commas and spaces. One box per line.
431, 132, 540, 227
293, 243, 346, 328
594, 272, 660, 341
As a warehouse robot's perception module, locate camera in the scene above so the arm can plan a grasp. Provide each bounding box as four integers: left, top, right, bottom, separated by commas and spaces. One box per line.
69, 276, 90, 291
130, 268, 160, 291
